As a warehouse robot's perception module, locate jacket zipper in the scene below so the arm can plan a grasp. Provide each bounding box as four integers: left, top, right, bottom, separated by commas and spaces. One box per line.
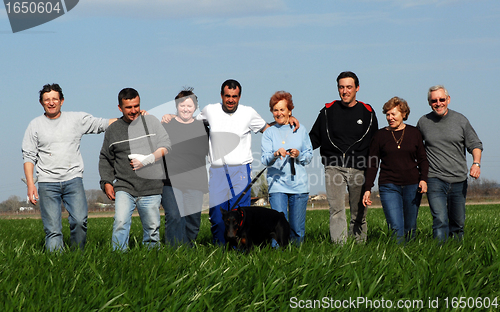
324, 108, 373, 167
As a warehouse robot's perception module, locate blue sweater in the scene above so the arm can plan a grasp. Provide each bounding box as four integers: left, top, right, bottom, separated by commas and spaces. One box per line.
261, 124, 313, 194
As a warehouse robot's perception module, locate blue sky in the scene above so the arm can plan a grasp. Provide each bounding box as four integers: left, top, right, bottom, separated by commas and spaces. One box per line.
1, 0, 499, 202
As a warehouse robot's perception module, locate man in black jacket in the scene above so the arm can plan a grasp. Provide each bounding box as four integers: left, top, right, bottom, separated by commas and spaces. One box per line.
309, 71, 378, 243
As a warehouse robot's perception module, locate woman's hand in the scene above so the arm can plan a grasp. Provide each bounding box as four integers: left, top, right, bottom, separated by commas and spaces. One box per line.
418, 180, 427, 193
288, 148, 300, 158
362, 191, 372, 207
274, 148, 288, 159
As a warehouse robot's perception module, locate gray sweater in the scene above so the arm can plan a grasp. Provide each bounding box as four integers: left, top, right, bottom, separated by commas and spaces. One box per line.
99, 115, 171, 197
22, 112, 109, 182
417, 109, 482, 183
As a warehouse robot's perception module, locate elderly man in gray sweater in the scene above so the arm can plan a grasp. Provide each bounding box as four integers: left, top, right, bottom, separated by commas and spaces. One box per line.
417, 85, 483, 242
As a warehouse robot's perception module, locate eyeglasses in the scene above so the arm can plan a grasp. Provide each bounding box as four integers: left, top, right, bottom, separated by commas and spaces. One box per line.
43, 98, 60, 104
430, 98, 447, 104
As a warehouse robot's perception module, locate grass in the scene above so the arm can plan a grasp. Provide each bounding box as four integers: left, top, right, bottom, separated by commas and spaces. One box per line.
0, 205, 499, 311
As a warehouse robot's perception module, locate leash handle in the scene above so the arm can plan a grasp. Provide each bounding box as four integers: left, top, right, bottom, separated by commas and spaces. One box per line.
286, 149, 296, 176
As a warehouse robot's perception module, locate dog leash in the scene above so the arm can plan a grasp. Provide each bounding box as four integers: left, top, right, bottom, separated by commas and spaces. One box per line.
229, 166, 267, 210
228, 147, 297, 210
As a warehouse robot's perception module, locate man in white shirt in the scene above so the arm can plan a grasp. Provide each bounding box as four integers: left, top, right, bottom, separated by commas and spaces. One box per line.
196, 80, 267, 244
198, 79, 302, 244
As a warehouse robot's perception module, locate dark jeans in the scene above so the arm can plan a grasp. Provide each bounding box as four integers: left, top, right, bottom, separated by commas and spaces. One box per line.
162, 186, 203, 247
379, 183, 421, 242
426, 177, 467, 242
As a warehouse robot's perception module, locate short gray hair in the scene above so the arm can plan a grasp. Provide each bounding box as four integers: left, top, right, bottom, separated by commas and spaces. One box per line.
427, 85, 449, 102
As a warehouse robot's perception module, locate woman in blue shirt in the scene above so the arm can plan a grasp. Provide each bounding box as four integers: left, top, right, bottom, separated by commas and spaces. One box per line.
261, 91, 313, 245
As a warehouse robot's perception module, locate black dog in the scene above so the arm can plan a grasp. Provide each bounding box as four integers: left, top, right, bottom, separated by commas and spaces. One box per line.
220, 206, 290, 251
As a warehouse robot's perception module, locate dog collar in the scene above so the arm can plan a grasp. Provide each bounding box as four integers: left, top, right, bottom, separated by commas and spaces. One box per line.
231, 208, 244, 229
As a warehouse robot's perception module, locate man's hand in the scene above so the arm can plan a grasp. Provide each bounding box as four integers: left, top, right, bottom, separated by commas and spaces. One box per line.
470, 149, 481, 179
23, 163, 38, 204
128, 154, 155, 170
27, 183, 38, 205
161, 114, 176, 123
289, 116, 300, 132
470, 164, 481, 179
104, 183, 115, 200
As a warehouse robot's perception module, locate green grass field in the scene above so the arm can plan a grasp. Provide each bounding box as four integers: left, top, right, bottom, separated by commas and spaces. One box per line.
1, 205, 499, 311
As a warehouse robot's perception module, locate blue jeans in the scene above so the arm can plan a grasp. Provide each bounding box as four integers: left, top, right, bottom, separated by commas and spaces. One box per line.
269, 192, 309, 245
379, 183, 421, 242
208, 164, 251, 245
38, 177, 88, 252
162, 186, 203, 247
113, 191, 161, 251
426, 177, 467, 242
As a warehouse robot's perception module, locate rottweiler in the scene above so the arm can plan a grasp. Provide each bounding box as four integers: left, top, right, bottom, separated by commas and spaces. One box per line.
220, 206, 290, 251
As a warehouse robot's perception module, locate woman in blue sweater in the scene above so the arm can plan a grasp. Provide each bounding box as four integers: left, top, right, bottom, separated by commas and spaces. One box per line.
261, 91, 313, 245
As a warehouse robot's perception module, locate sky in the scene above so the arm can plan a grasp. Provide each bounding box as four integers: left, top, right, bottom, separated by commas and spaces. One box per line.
1, 0, 499, 203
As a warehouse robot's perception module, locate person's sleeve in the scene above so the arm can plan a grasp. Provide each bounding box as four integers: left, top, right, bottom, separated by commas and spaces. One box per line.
464, 119, 483, 154
98, 132, 115, 192
80, 112, 109, 134
299, 127, 313, 166
22, 122, 38, 165
248, 107, 267, 133
364, 133, 380, 192
261, 129, 276, 166
309, 112, 322, 150
415, 128, 429, 182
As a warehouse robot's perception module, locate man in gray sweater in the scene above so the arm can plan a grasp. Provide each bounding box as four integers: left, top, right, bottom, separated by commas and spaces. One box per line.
22, 83, 117, 252
99, 88, 171, 251
417, 85, 482, 242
